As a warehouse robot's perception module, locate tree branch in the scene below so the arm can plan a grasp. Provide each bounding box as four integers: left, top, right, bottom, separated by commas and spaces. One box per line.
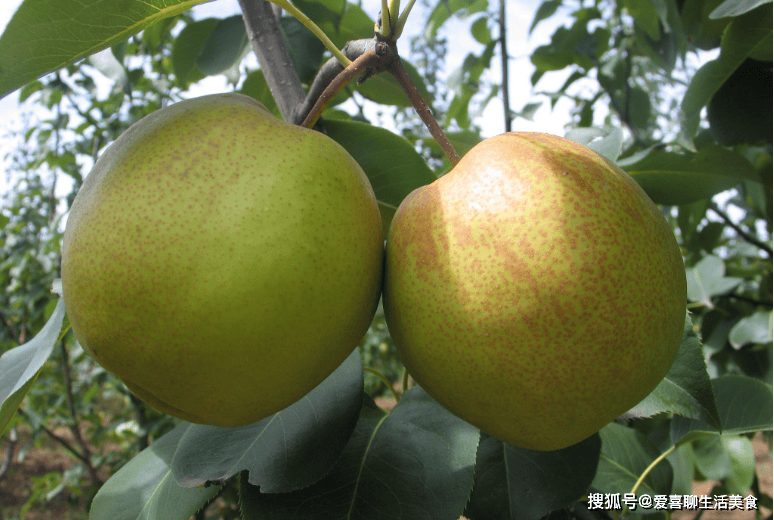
708, 201, 773, 257
238, 0, 306, 121
0, 427, 18, 481
499, 0, 511, 132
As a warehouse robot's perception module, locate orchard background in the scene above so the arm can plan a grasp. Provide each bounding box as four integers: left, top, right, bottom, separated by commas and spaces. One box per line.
0, 0, 771, 519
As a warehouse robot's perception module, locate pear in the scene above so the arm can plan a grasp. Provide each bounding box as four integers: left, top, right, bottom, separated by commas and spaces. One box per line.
62, 93, 383, 427
383, 132, 686, 451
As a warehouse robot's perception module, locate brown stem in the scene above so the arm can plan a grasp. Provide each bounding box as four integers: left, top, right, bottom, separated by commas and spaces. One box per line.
388, 58, 461, 166
301, 50, 384, 128
499, 0, 511, 132
58, 342, 101, 486
238, 0, 306, 121
0, 427, 18, 481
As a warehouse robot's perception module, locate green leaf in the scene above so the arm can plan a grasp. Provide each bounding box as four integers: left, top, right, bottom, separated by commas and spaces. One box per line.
624, 146, 760, 205
565, 127, 624, 161
0, 0, 212, 99
680, 5, 773, 144
671, 374, 773, 443
239, 70, 281, 118
592, 422, 673, 498
530, 0, 563, 34
692, 435, 756, 495
622, 0, 662, 40
622, 311, 721, 430
686, 255, 745, 308
90, 423, 220, 520
171, 350, 363, 492
424, 0, 489, 39
171, 18, 219, 86
356, 60, 433, 107
323, 120, 437, 236
0, 298, 66, 434
196, 15, 248, 76
470, 16, 492, 44
729, 311, 773, 349
667, 443, 695, 495
239, 387, 480, 520
279, 16, 326, 84
711, 0, 774, 19
464, 432, 601, 520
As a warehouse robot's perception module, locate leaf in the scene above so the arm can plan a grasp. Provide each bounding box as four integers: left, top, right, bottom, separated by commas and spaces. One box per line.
0, 298, 66, 434
239, 387, 480, 520
622, 311, 721, 430
0, 0, 212, 99
279, 16, 326, 84
424, 0, 489, 39
171, 349, 363, 492
591, 422, 673, 498
470, 16, 492, 44
90, 423, 220, 520
565, 127, 624, 161
679, 5, 773, 144
356, 60, 433, 107
323, 120, 437, 236
671, 374, 773, 444
239, 70, 281, 118
171, 18, 219, 86
686, 255, 744, 308
692, 435, 756, 495
729, 310, 773, 348
196, 15, 248, 76
624, 146, 760, 205
711, 0, 774, 19
464, 432, 601, 520
529, 0, 563, 34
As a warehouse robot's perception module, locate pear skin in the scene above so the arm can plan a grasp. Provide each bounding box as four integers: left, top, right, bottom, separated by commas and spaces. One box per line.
62, 93, 384, 427
383, 132, 686, 451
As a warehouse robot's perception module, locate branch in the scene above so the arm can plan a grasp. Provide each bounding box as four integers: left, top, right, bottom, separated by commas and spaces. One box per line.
498, 0, 511, 132
0, 427, 18, 481
238, 0, 306, 121
388, 58, 460, 166
708, 201, 773, 257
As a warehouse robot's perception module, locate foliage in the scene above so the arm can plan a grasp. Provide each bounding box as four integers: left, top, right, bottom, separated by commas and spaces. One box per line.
0, 0, 771, 519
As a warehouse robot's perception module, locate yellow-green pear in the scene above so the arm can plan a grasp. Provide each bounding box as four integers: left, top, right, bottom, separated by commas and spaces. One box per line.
62, 93, 383, 427
383, 132, 686, 451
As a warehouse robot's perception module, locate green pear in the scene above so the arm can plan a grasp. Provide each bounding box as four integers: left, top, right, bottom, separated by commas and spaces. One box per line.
383, 132, 686, 451
62, 93, 383, 427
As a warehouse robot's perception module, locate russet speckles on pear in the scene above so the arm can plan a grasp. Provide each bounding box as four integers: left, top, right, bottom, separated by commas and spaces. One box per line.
384, 132, 686, 451
62, 93, 384, 428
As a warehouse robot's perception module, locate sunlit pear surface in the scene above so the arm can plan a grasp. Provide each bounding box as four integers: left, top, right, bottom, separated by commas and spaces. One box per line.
383, 132, 687, 451
62, 93, 384, 427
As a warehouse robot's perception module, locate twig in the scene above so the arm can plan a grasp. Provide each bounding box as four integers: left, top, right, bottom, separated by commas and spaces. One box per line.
0, 427, 18, 481
58, 342, 102, 486
388, 57, 461, 165
708, 201, 773, 257
498, 0, 511, 132
238, 0, 306, 121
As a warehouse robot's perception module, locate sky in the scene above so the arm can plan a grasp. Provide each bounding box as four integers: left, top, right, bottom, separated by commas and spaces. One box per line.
0, 0, 574, 197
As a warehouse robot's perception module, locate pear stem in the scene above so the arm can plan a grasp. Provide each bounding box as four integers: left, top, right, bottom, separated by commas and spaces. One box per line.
387, 58, 461, 166
364, 367, 401, 402
620, 444, 677, 518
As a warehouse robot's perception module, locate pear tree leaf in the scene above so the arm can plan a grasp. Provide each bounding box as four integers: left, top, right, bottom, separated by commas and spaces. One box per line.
171, 349, 363, 492
0, 0, 213, 99
565, 127, 624, 162
464, 432, 601, 520
0, 298, 66, 434
196, 15, 249, 76
711, 0, 774, 19
692, 435, 756, 495
323, 120, 437, 236
239, 387, 480, 520
279, 16, 326, 84
591, 422, 673, 498
356, 60, 433, 107
171, 18, 219, 86
239, 70, 281, 118
667, 443, 696, 496
621, 311, 721, 430
679, 5, 773, 145
424, 0, 489, 39
729, 310, 773, 349
529, 0, 563, 34
624, 145, 760, 205
671, 375, 773, 445
686, 255, 745, 308
90, 423, 220, 520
